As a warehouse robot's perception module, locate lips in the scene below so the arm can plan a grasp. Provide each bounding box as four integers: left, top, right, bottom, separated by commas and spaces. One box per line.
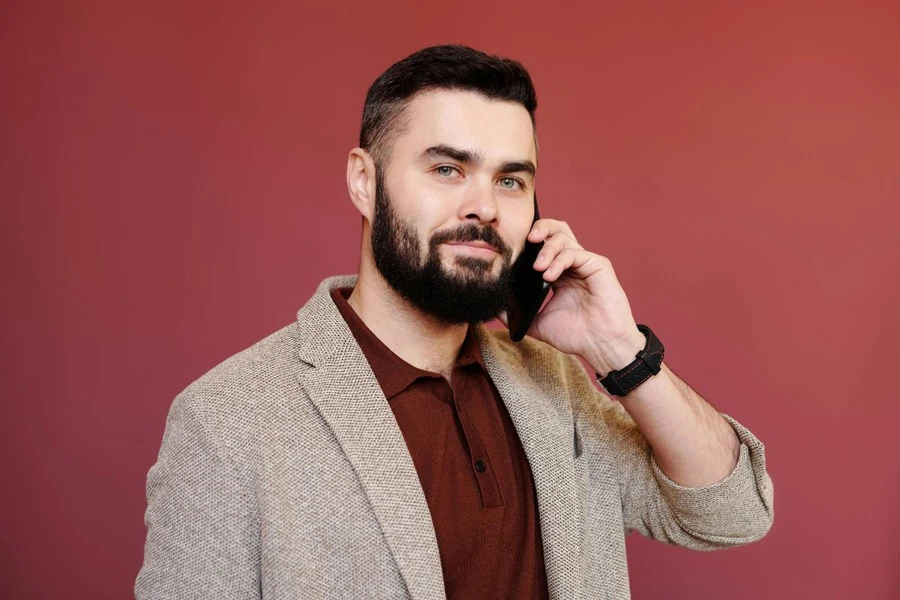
444, 241, 500, 254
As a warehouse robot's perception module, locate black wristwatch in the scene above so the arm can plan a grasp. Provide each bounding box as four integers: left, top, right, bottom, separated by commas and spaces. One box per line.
596, 324, 665, 396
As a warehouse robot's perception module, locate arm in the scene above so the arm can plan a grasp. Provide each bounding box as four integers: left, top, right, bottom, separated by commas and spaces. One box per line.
587, 334, 743, 489
135, 392, 261, 599
567, 353, 775, 549
509, 216, 774, 548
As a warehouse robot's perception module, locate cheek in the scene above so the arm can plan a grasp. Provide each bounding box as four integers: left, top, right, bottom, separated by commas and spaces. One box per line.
391, 176, 455, 228
505, 211, 536, 251
422, 208, 470, 248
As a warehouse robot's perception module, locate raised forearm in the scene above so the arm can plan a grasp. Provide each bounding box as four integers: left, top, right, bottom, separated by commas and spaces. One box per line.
621, 363, 740, 487
587, 334, 740, 488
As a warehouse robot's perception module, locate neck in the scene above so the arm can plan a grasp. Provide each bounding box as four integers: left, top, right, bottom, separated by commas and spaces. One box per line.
347, 260, 469, 377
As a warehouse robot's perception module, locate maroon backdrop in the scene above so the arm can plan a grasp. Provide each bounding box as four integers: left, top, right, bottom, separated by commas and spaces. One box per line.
2, 2, 899, 598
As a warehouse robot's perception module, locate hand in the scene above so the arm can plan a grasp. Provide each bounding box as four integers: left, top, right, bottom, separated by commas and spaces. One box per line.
498, 218, 646, 376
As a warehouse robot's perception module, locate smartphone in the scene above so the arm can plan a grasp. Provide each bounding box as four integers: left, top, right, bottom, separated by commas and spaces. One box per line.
506, 193, 551, 342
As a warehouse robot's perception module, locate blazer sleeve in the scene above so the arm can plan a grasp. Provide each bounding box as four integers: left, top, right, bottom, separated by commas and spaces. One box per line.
135, 392, 261, 599
565, 354, 775, 550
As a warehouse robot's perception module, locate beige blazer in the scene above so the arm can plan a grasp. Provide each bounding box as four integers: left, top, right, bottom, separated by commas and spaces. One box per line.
136, 274, 774, 599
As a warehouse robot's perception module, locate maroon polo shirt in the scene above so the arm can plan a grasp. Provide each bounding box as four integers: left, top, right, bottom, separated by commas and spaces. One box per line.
331, 287, 549, 600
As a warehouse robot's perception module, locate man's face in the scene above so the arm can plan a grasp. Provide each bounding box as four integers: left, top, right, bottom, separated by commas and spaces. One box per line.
369, 89, 537, 324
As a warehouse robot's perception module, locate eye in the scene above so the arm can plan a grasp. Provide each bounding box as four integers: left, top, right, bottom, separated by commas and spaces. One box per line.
499, 177, 524, 190
435, 165, 460, 178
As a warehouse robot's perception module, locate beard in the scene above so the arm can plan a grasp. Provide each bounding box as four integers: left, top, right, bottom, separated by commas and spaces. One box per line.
370, 166, 517, 325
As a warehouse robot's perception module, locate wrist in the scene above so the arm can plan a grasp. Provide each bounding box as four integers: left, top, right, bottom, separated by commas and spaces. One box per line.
585, 327, 646, 377
594, 324, 666, 397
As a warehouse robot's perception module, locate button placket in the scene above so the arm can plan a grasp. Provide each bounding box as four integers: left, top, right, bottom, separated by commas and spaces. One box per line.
452, 367, 504, 508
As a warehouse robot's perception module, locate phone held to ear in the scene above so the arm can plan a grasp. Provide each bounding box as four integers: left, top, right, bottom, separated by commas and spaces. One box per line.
506, 193, 551, 342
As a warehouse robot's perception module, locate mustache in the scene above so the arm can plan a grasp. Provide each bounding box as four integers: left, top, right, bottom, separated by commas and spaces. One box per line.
429, 223, 513, 260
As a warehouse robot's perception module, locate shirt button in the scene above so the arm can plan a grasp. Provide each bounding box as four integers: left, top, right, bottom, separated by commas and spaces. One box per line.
475, 460, 486, 473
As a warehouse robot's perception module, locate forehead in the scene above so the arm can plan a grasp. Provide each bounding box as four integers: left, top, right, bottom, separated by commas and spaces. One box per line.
393, 89, 537, 165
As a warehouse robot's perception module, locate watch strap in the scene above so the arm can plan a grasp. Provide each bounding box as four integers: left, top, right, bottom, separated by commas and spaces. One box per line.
597, 324, 664, 396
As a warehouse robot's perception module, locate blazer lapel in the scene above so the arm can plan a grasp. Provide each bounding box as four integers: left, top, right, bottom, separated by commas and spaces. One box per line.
476, 326, 582, 600
294, 275, 445, 600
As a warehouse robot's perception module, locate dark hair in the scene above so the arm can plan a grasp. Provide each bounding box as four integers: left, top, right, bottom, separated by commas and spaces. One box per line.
359, 44, 538, 165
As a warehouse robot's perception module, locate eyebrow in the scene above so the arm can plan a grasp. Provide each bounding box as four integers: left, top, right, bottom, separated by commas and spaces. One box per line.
420, 144, 536, 179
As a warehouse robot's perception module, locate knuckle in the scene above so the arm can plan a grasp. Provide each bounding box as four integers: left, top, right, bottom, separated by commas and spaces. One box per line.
595, 255, 613, 268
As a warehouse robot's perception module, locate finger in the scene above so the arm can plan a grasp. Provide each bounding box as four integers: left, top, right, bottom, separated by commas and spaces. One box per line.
543, 247, 596, 282
528, 218, 576, 243
533, 232, 580, 270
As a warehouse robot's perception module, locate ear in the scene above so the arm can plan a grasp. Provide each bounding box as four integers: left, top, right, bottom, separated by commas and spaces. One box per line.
346, 147, 377, 223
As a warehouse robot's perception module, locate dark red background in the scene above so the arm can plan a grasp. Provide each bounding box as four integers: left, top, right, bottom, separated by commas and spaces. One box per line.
2, 2, 898, 598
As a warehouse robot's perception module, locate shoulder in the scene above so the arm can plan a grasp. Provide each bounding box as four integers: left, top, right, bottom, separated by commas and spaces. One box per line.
166, 323, 304, 446
187, 323, 302, 397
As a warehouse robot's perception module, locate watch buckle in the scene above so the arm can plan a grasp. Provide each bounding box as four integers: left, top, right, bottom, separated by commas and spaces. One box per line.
637, 350, 661, 375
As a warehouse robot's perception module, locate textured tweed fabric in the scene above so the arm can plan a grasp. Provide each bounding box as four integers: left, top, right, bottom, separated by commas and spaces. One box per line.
135, 274, 775, 600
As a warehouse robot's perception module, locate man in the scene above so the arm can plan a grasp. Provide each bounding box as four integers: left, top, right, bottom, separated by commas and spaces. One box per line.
136, 45, 774, 599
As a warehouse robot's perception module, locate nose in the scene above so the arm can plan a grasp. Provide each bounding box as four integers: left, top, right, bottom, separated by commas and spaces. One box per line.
458, 182, 498, 225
